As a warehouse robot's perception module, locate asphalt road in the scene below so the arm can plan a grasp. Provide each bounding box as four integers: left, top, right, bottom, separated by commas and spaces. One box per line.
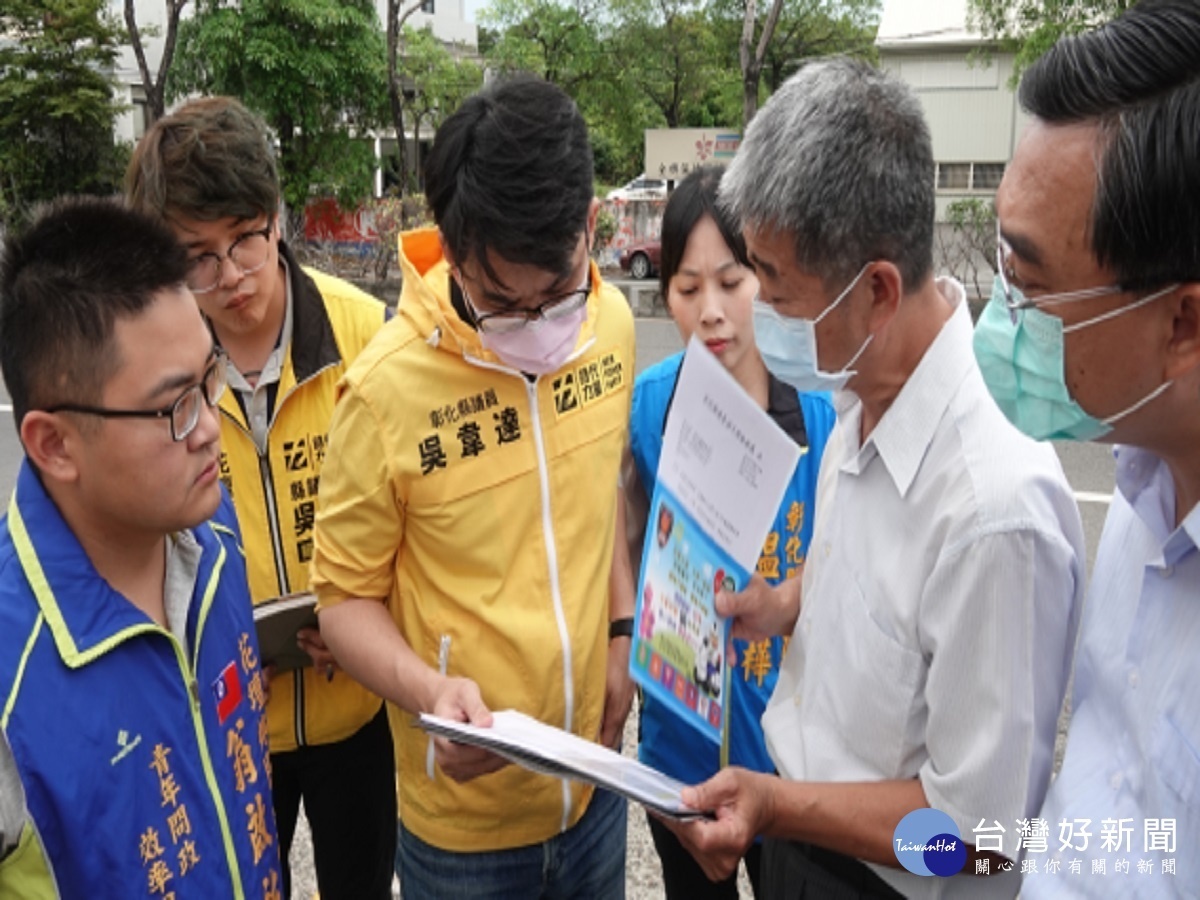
0, 311, 1116, 897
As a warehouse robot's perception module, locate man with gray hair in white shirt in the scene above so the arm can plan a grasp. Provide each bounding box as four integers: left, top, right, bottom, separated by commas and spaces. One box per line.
665, 57, 1086, 899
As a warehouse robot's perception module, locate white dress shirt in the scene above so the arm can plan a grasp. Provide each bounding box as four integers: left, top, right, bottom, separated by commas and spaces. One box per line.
762, 279, 1086, 899
1023, 446, 1200, 899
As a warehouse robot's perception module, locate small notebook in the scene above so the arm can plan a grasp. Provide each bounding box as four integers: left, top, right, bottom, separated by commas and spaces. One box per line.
253, 591, 318, 672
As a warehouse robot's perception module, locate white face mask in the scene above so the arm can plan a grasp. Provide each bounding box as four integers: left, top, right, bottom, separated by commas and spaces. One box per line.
751, 264, 872, 393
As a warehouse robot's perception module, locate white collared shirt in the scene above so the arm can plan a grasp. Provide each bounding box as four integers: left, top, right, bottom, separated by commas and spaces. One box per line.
1023, 446, 1200, 898
763, 279, 1086, 898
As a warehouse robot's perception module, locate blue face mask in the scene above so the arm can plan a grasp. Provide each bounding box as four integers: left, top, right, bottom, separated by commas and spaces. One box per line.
973, 275, 1176, 442
752, 264, 872, 394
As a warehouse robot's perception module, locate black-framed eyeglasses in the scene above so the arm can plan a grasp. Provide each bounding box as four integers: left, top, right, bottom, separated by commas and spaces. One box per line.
995, 221, 1122, 325
187, 223, 274, 295
463, 273, 592, 335
45, 352, 228, 442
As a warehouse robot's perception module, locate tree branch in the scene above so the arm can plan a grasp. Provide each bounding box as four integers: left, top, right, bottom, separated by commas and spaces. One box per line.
387, 0, 427, 194
754, 0, 785, 67
124, 0, 155, 114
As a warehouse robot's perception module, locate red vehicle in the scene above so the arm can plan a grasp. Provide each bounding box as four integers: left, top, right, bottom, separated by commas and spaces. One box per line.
618, 239, 661, 280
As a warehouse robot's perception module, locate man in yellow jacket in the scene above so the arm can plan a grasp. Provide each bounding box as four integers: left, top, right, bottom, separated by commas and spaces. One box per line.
311, 76, 637, 898
126, 97, 395, 899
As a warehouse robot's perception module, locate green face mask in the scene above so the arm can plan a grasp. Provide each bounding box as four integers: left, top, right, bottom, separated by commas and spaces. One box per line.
973, 275, 1176, 442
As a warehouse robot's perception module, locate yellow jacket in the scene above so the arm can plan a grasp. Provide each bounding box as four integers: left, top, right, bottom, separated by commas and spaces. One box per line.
218, 244, 386, 753
311, 228, 634, 852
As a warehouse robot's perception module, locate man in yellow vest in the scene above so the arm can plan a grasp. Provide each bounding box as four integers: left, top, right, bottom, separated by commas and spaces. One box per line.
127, 97, 394, 899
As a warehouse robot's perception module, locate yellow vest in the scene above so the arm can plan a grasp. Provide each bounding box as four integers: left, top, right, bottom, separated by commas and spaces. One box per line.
311, 228, 635, 851
217, 251, 387, 753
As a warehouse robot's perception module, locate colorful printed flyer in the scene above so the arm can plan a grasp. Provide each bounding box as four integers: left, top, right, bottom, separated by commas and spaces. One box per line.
631, 337, 801, 745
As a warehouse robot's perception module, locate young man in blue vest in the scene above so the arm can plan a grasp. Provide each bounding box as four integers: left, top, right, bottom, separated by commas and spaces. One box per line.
0, 197, 283, 898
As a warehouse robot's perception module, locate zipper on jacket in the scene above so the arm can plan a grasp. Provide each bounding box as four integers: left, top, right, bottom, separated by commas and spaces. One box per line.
258, 454, 291, 598
267, 365, 336, 435
293, 669, 307, 746
461, 348, 595, 832
169, 625, 247, 899
524, 377, 576, 834
256, 451, 309, 748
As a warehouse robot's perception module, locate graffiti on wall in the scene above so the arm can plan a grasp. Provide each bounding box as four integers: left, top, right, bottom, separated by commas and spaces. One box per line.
304, 199, 378, 257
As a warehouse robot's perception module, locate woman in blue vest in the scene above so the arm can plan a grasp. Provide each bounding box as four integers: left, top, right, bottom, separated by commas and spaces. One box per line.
627, 166, 835, 898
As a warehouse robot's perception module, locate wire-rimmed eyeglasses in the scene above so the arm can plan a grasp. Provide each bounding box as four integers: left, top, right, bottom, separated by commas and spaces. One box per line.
995, 222, 1123, 325
463, 274, 592, 335
187, 224, 273, 295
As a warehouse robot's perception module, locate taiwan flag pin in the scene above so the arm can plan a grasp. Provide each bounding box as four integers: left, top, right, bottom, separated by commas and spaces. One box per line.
212, 661, 243, 725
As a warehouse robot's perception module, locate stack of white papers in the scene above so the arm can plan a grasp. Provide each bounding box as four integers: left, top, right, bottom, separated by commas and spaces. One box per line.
416, 710, 711, 820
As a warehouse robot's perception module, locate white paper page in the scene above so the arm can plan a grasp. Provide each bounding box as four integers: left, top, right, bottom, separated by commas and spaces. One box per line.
417, 710, 708, 819
659, 336, 802, 569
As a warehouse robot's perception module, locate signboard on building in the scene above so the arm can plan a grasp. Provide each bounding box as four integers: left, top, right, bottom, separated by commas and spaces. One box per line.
645, 129, 742, 181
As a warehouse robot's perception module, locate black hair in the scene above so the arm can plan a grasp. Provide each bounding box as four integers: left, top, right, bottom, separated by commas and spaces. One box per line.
1020, 0, 1200, 290
658, 166, 752, 300
0, 196, 190, 428
423, 74, 594, 286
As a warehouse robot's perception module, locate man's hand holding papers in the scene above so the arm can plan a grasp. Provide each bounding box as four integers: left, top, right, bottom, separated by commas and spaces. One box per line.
417, 709, 712, 821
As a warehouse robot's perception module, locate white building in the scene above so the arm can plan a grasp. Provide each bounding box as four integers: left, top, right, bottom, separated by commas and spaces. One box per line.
110, 0, 477, 147
875, 0, 1028, 219
404, 0, 477, 48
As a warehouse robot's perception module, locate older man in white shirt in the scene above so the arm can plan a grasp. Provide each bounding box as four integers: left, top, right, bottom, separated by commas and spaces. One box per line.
667, 57, 1086, 900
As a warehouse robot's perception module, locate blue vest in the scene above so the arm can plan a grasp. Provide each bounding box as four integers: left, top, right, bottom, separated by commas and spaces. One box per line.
631, 352, 835, 783
0, 462, 282, 899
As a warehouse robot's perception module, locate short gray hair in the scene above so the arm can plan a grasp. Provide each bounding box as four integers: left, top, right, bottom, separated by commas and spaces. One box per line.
720, 56, 934, 290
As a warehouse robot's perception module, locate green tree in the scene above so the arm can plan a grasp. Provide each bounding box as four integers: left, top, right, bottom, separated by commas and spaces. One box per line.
934, 198, 996, 300
482, 0, 604, 92
0, 0, 128, 229
397, 25, 482, 190
967, 0, 1130, 77
611, 0, 721, 129
758, 0, 879, 91
171, 0, 389, 220
709, 0, 880, 126
480, 0, 649, 182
